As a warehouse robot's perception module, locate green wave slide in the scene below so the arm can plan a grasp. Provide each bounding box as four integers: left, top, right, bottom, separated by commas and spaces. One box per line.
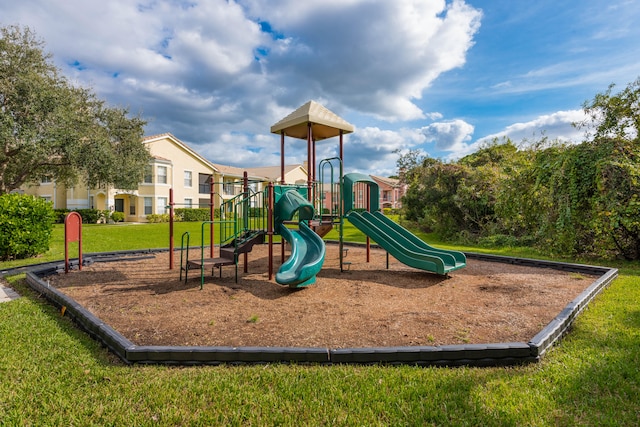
346, 210, 466, 275
274, 189, 326, 288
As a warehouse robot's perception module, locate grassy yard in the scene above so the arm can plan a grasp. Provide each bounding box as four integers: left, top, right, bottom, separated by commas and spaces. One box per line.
1, 221, 639, 425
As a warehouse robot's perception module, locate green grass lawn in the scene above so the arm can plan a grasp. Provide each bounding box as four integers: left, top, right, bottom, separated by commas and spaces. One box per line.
1, 221, 282, 270
1, 220, 640, 425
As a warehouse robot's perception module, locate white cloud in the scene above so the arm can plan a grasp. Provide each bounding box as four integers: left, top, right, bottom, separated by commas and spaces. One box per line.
421, 119, 475, 151
0, 0, 483, 148
1, 0, 638, 181
0, 0, 484, 176
477, 109, 587, 145
419, 110, 590, 162
241, 0, 482, 121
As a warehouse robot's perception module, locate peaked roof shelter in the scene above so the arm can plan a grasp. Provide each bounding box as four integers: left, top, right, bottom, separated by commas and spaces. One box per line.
270, 100, 354, 189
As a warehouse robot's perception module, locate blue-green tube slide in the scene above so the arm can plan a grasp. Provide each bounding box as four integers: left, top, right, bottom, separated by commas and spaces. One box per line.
274, 188, 326, 287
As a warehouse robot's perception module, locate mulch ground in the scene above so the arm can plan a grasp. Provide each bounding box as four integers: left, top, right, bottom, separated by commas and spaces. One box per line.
45, 243, 594, 348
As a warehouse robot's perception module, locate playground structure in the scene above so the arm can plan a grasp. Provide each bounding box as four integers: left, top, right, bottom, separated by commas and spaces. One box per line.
18, 100, 619, 367
175, 100, 467, 288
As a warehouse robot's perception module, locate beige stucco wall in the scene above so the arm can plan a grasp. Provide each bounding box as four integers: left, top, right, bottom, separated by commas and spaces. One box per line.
145, 137, 218, 212
21, 181, 86, 210
21, 182, 54, 205
284, 167, 308, 185
18, 134, 224, 222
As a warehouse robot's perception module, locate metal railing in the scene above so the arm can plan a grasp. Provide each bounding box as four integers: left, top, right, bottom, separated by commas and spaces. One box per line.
219, 187, 266, 246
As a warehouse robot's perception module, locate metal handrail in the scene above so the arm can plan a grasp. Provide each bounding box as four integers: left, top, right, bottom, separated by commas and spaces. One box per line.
179, 231, 190, 281
219, 187, 266, 247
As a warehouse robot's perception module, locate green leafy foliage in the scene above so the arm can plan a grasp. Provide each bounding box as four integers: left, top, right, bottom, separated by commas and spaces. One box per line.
110, 211, 125, 222
53, 208, 70, 223
0, 25, 150, 194
0, 193, 54, 260
578, 77, 640, 142
589, 138, 640, 260
402, 141, 520, 239
398, 78, 640, 259
175, 208, 215, 222
248, 207, 266, 218
72, 209, 102, 224
146, 213, 171, 223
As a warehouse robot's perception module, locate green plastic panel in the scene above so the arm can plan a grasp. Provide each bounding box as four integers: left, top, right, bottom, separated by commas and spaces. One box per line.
343, 173, 380, 213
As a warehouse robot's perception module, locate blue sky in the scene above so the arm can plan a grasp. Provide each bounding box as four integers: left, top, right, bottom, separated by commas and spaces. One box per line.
1, 0, 639, 177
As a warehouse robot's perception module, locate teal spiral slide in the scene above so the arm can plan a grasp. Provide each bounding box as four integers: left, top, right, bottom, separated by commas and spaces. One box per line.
274, 189, 326, 287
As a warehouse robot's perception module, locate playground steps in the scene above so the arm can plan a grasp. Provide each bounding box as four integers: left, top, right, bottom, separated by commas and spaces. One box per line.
186, 254, 235, 269
310, 214, 337, 237
310, 220, 333, 237
182, 231, 266, 286
184, 250, 235, 282
220, 230, 266, 257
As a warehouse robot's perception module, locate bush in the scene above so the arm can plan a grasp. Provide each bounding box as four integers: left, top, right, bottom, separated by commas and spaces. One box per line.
0, 193, 54, 260
111, 211, 125, 222
146, 213, 170, 223
73, 209, 101, 224
175, 208, 212, 222
53, 208, 70, 223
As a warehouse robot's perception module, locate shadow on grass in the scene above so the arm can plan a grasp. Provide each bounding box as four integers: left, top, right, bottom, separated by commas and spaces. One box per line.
548, 276, 640, 424
5, 278, 124, 367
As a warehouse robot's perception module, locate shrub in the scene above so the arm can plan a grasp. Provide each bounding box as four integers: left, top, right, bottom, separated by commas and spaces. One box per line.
175, 208, 212, 222
74, 209, 101, 224
53, 208, 70, 223
0, 193, 54, 260
111, 211, 125, 222
100, 210, 111, 223
146, 213, 170, 223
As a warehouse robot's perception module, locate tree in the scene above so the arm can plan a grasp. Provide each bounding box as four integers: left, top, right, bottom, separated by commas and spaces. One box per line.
576, 78, 640, 259
0, 25, 150, 194
578, 77, 640, 143
394, 148, 427, 186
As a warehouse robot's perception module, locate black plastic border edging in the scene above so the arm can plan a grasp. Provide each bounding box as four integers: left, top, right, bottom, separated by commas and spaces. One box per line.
23, 250, 617, 366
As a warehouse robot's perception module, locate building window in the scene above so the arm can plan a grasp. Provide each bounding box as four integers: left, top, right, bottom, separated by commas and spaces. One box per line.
184, 170, 192, 187
223, 179, 236, 196
144, 197, 153, 215
184, 198, 193, 208
129, 203, 136, 215
143, 165, 153, 183
41, 176, 52, 184
199, 173, 211, 194
157, 197, 168, 214
157, 166, 167, 184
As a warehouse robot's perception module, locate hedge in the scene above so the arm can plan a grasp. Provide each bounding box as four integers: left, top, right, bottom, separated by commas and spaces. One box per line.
0, 193, 54, 260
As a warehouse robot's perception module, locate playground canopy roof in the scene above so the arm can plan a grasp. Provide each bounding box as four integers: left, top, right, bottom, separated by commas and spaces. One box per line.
270, 100, 354, 141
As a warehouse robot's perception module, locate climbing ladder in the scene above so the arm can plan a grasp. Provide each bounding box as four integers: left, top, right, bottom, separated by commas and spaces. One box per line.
300, 157, 343, 238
